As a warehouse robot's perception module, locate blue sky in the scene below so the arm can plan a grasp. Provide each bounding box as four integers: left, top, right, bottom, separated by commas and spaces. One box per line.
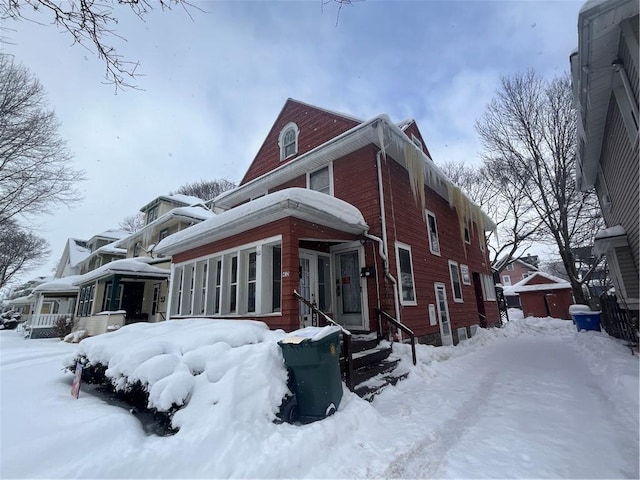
3, 0, 582, 282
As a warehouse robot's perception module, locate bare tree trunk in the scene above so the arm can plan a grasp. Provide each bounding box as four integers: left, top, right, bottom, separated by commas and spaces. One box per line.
476, 70, 603, 304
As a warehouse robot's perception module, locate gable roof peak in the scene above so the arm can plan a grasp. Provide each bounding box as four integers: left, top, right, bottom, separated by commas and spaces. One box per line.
284, 98, 364, 124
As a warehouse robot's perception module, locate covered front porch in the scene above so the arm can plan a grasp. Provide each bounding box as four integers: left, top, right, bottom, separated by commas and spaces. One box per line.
73, 258, 171, 336
25, 277, 80, 339
160, 188, 381, 332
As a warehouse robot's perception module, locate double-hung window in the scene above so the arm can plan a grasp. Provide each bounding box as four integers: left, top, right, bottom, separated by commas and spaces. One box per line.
448, 260, 463, 302
308, 164, 333, 195
395, 242, 417, 305
425, 210, 440, 256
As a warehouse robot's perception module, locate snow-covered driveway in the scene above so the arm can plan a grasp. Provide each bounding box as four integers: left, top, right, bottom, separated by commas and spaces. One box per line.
1, 318, 638, 479
380, 337, 638, 479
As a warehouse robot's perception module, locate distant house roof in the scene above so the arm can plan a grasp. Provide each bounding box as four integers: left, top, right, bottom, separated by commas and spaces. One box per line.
114, 205, 215, 249
139, 194, 205, 212
155, 188, 368, 256
33, 276, 82, 294
7, 295, 36, 306
90, 229, 130, 242
68, 238, 90, 267
508, 272, 571, 294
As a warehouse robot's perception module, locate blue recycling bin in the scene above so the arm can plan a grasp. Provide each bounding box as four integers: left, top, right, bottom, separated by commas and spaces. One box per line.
572, 312, 601, 332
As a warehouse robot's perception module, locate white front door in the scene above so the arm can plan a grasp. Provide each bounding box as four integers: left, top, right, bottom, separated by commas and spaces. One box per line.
332, 243, 368, 330
435, 283, 453, 346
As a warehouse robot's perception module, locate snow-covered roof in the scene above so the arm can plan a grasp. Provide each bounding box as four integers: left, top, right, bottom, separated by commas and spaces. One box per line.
396, 118, 415, 131
114, 206, 215, 249
68, 238, 90, 267
595, 225, 626, 240
140, 194, 206, 212
156, 188, 368, 256
33, 275, 82, 294
593, 224, 629, 257
213, 113, 496, 231
7, 294, 35, 305
509, 272, 571, 293
90, 229, 130, 242
73, 258, 170, 285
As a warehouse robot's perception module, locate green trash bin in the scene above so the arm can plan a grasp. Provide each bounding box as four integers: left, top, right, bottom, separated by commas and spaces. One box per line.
278, 326, 343, 423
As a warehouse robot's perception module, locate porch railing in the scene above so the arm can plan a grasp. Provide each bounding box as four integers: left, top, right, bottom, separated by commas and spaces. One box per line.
375, 308, 417, 366
293, 290, 355, 391
26, 313, 73, 339
30, 313, 72, 329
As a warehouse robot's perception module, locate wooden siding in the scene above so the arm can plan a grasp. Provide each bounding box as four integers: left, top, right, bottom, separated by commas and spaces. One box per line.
172, 217, 362, 332
240, 100, 360, 185
170, 102, 498, 339
615, 245, 640, 301
599, 97, 640, 272
375, 153, 498, 339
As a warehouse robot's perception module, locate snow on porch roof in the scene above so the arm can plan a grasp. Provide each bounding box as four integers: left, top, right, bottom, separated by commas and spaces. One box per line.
155, 188, 369, 256
73, 258, 170, 286
32, 275, 83, 294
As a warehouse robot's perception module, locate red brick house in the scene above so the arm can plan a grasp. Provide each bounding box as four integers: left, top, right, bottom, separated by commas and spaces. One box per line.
155, 99, 499, 348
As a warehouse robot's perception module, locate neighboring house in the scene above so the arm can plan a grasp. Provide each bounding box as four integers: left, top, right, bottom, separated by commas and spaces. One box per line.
54, 238, 90, 278
156, 98, 500, 347
4, 276, 50, 323
571, 0, 639, 317
26, 276, 80, 339
507, 272, 574, 320
69, 195, 214, 336
74, 229, 130, 275
498, 255, 539, 287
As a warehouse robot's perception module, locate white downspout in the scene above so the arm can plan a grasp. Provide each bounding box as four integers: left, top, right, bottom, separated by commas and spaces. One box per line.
373, 148, 402, 326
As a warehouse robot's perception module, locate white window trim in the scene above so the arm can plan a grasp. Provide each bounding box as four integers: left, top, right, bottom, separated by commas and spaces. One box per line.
306, 162, 334, 196
395, 241, 417, 306
448, 260, 464, 303
171, 235, 283, 317
481, 274, 497, 301
278, 122, 299, 161
425, 210, 441, 256
502, 275, 512, 286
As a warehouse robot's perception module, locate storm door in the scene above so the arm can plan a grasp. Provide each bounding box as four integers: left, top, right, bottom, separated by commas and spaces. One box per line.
298, 251, 333, 328
332, 243, 367, 330
435, 283, 453, 346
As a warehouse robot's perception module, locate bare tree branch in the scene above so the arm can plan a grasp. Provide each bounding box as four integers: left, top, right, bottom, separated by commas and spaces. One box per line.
0, 219, 50, 289
476, 70, 604, 303
2, 0, 198, 91
0, 55, 84, 227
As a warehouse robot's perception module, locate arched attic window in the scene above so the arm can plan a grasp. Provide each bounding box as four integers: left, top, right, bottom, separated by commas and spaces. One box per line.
278, 122, 299, 161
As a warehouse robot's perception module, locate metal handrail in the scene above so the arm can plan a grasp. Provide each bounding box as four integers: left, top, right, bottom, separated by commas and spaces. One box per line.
375, 308, 417, 365
293, 290, 355, 390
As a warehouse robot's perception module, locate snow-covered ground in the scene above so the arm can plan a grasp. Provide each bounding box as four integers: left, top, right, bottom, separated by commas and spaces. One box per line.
1, 317, 638, 478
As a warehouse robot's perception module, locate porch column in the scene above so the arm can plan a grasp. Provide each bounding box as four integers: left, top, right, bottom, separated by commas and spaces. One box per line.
109, 275, 121, 311
33, 293, 45, 323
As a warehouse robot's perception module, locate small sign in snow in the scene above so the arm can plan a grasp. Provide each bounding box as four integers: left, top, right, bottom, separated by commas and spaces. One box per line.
71, 363, 82, 399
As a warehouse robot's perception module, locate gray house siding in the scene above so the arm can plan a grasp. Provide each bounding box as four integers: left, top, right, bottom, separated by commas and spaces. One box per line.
598, 97, 640, 272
